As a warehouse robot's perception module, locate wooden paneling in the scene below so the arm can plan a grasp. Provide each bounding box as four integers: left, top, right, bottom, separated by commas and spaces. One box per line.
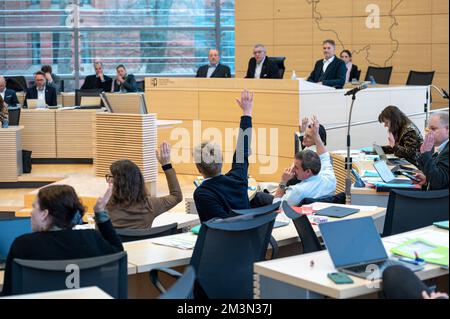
145, 90, 198, 120
236, 0, 448, 92
0, 127, 22, 182
21, 109, 57, 158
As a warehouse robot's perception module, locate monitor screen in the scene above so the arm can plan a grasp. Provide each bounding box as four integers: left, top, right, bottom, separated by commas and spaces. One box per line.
0, 218, 32, 260
319, 217, 388, 268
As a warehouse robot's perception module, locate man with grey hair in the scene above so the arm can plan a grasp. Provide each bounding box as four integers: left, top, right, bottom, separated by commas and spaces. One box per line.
245, 44, 280, 79
0, 76, 19, 107
81, 61, 112, 92
307, 39, 346, 89
414, 112, 449, 190
193, 90, 254, 222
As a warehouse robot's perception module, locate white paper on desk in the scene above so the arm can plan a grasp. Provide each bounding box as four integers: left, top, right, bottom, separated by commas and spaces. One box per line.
311, 202, 378, 212
151, 232, 197, 250
384, 230, 450, 251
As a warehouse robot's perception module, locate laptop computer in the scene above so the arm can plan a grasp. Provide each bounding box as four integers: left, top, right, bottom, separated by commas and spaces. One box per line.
373, 144, 410, 166
0, 218, 32, 270
373, 160, 413, 185
319, 217, 423, 279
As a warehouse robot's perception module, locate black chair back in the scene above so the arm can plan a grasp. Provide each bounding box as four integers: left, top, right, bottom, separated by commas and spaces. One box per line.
116, 223, 178, 243
159, 266, 195, 299
11, 252, 128, 298
190, 211, 277, 299
7, 107, 21, 126
406, 70, 435, 86
5, 76, 28, 92
354, 69, 361, 81
75, 89, 102, 106
298, 192, 346, 206
282, 201, 322, 253
365, 66, 393, 85
136, 80, 145, 92
383, 189, 449, 236
270, 57, 286, 79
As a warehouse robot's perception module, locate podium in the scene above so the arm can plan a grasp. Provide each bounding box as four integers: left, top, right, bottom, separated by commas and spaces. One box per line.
95, 113, 158, 195
0, 126, 23, 183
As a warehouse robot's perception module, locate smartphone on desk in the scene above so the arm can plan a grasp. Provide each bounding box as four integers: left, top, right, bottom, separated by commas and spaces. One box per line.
400, 171, 421, 183
328, 272, 354, 284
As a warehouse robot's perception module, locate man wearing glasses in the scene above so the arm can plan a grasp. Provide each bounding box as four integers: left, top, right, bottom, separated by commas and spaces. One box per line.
245, 44, 281, 79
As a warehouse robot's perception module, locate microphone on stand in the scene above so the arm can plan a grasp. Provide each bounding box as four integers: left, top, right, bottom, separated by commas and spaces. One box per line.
344, 83, 369, 96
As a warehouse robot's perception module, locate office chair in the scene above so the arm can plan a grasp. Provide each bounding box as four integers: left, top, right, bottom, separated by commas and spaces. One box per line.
158, 266, 196, 299
382, 189, 449, 237
354, 69, 362, 81
5, 76, 28, 92
365, 66, 393, 85
149, 211, 277, 299
136, 80, 145, 92
406, 70, 435, 86
7, 107, 21, 126
282, 201, 323, 254
270, 57, 286, 79
75, 89, 102, 106
11, 251, 128, 298
116, 223, 178, 243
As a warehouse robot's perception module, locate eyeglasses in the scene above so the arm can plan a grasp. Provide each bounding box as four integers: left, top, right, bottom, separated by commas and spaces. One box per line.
253, 50, 264, 55
105, 174, 114, 182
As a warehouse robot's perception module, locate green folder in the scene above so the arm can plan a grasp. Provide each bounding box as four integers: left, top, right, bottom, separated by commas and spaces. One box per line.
434, 221, 449, 230
390, 238, 449, 267
191, 224, 201, 235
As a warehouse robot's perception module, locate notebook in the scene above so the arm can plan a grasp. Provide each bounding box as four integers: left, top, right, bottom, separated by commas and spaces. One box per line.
315, 206, 360, 218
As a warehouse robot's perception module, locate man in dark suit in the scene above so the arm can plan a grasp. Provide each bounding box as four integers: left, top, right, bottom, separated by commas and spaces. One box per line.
308, 39, 347, 89
245, 44, 280, 79
23, 71, 57, 108
415, 112, 449, 190
196, 49, 231, 78
0, 76, 19, 107
81, 62, 113, 92
112, 64, 137, 93
193, 90, 254, 223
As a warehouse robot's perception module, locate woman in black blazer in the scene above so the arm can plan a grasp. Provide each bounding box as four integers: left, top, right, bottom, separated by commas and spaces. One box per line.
1, 184, 123, 296
340, 50, 360, 83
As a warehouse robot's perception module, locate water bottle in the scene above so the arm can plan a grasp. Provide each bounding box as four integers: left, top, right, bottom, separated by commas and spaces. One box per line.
369, 75, 377, 85
291, 70, 297, 80
2, 118, 8, 128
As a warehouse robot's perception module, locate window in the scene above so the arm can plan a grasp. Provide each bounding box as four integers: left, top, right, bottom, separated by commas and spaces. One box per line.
0, 0, 235, 90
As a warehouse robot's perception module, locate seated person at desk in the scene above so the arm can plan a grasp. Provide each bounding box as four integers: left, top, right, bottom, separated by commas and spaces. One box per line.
414, 112, 449, 190
339, 50, 360, 83
307, 40, 347, 89
383, 265, 449, 299
193, 90, 254, 222
112, 64, 137, 93
1, 185, 123, 296
245, 44, 280, 79
81, 61, 113, 92
23, 71, 57, 108
106, 143, 183, 229
252, 117, 336, 207
196, 49, 231, 78
41, 64, 62, 93
378, 105, 423, 167
0, 76, 19, 107
0, 95, 8, 127
298, 116, 327, 152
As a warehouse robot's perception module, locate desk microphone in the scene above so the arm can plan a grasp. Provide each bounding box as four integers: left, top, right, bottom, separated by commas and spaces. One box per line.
345, 83, 368, 96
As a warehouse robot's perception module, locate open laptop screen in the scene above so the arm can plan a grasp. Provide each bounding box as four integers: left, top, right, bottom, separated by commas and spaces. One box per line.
373, 160, 396, 183
319, 217, 388, 268
0, 218, 32, 262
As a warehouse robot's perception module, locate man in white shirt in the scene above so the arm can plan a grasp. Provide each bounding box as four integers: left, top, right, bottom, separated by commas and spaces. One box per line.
245, 44, 280, 79
272, 116, 337, 206
23, 71, 57, 108
0, 76, 19, 107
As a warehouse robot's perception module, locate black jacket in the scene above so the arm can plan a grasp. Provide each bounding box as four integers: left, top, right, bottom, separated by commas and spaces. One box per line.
307, 56, 347, 89
23, 85, 57, 107
417, 142, 449, 190
245, 57, 280, 79
349, 64, 360, 81
196, 63, 231, 78
2, 89, 19, 107
81, 74, 113, 92
193, 116, 252, 223
1, 219, 123, 296
113, 74, 138, 93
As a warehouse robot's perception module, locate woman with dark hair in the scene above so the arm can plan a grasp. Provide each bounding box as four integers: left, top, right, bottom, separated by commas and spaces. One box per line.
1, 184, 122, 296
378, 105, 423, 166
106, 142, 183, 229
0, 95, 8, 127
340, 50, 359, 83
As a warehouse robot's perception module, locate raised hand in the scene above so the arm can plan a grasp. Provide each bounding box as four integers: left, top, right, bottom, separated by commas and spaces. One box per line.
235, 89, 254, 117
420, 132, 435, 154
94, 184, 113, 213
300, 117, 309, 133
156, 142, 171, 166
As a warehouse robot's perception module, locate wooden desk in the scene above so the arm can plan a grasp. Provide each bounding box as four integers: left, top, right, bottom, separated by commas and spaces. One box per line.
1, 286, 113, 299
254, 226, 449, 299
0, 126, 23, 183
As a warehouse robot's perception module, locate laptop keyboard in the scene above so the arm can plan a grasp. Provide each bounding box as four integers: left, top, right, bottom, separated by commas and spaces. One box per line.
345, 259, 413, 276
